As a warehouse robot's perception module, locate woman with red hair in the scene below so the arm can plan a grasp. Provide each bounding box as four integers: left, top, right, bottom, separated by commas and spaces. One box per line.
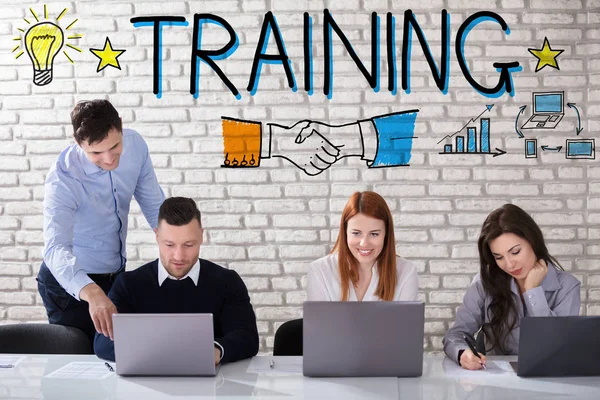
307, 191, 418, 301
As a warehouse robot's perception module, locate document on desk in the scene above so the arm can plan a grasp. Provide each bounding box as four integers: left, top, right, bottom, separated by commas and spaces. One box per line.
0, 355, 25, 369
247, 356, 303, 374
45, 362, 114, 379
486, 361, 513, 372
442, 358, 515, 377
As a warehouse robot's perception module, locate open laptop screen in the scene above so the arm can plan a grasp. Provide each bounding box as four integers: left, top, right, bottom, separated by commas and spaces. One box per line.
113, 313, 216, 376
303, 301, 425, 377
534, 93, 563, 114
517, 316, 600, 377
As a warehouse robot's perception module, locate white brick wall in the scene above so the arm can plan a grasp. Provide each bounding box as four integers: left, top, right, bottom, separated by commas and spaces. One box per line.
0, 0, 599, 353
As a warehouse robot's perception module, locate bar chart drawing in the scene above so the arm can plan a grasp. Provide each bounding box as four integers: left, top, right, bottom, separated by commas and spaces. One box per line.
439, 117, 505, 157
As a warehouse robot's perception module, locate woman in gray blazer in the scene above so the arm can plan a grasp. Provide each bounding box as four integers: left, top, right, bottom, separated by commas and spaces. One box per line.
443, 204, 581, 370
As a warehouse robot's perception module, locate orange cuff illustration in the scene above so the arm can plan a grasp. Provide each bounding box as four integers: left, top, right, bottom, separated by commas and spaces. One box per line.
222, 118, 262, 168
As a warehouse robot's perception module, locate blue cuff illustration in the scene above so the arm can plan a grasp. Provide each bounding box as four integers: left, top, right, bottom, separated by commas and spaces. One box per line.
369, 111, 419, 167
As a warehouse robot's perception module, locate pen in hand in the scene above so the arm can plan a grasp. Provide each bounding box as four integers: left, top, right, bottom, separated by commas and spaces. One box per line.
462, 334, 486, 370
104, 362, 114, 372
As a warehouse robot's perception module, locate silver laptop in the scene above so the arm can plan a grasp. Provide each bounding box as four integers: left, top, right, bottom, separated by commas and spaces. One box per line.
303, 301, 425, 377
113, 313, 216, 376
513, 316, 600, 377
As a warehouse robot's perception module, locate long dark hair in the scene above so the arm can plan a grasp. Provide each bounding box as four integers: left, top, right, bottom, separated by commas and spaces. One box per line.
478, 204, 562, 354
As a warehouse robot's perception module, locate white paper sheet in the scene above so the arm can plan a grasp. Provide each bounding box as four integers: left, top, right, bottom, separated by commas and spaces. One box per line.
487, 360, 514, 372
0, 356, 25, 369
247, 356, 303, 374
442, 358, 516, 377
45, 362, 114, 379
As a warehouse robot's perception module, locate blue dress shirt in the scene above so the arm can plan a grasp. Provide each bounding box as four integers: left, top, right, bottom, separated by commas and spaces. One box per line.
43, 129, 165, 300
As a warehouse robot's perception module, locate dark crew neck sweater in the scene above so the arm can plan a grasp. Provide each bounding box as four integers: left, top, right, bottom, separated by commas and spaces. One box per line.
94, 258, 259, 363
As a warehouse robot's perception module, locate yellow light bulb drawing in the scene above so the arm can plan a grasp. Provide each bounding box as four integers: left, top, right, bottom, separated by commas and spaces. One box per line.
13, 5, 82, 87
24, 22, 64, 86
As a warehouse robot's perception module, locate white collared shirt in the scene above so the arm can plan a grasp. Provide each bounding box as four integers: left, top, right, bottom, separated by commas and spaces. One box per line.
156, 258, 224, 361
306, 253, 419, 301
157, 258, 200, 286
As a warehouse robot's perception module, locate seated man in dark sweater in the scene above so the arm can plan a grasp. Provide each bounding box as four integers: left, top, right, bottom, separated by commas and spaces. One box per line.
94, 197, 259, 363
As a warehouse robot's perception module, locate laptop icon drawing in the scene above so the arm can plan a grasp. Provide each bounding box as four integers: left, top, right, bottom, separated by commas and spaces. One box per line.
521, 91, 564, 129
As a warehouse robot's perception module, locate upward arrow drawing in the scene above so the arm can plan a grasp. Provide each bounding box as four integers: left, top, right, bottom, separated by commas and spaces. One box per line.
436, 104, 494, 144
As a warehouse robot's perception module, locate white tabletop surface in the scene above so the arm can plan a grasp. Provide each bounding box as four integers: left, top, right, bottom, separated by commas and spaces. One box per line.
0, 354, 599, 399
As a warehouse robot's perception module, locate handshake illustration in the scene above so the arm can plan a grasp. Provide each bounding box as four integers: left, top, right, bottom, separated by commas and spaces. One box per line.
221, 110, 419, 176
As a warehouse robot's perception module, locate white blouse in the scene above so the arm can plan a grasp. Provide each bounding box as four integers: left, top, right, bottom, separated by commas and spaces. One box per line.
306, 253, 419, 302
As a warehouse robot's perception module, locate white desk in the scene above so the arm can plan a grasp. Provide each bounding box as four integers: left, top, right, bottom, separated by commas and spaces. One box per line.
0, 355, 599, 399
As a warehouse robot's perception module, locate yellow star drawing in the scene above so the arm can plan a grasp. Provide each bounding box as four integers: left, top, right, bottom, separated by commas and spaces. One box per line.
90, 37, 126, 72
528, 37, 563, 72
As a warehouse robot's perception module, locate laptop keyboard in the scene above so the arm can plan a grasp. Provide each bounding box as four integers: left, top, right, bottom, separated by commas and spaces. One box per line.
531, 115, 549, 122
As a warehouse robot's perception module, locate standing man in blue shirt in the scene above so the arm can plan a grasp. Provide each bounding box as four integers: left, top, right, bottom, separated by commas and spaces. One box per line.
38, 99, 165, 343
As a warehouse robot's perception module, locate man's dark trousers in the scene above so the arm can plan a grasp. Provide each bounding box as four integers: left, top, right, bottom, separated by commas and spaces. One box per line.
37, 262, 121, 344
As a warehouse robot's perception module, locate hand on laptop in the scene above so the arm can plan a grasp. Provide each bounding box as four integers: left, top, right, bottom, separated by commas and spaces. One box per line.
460, 349, 487, 370
523, 259, 548, 292
80, 283, 118, 340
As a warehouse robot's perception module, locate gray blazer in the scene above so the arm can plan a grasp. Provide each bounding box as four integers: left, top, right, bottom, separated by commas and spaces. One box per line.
443, 264, 581, 363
